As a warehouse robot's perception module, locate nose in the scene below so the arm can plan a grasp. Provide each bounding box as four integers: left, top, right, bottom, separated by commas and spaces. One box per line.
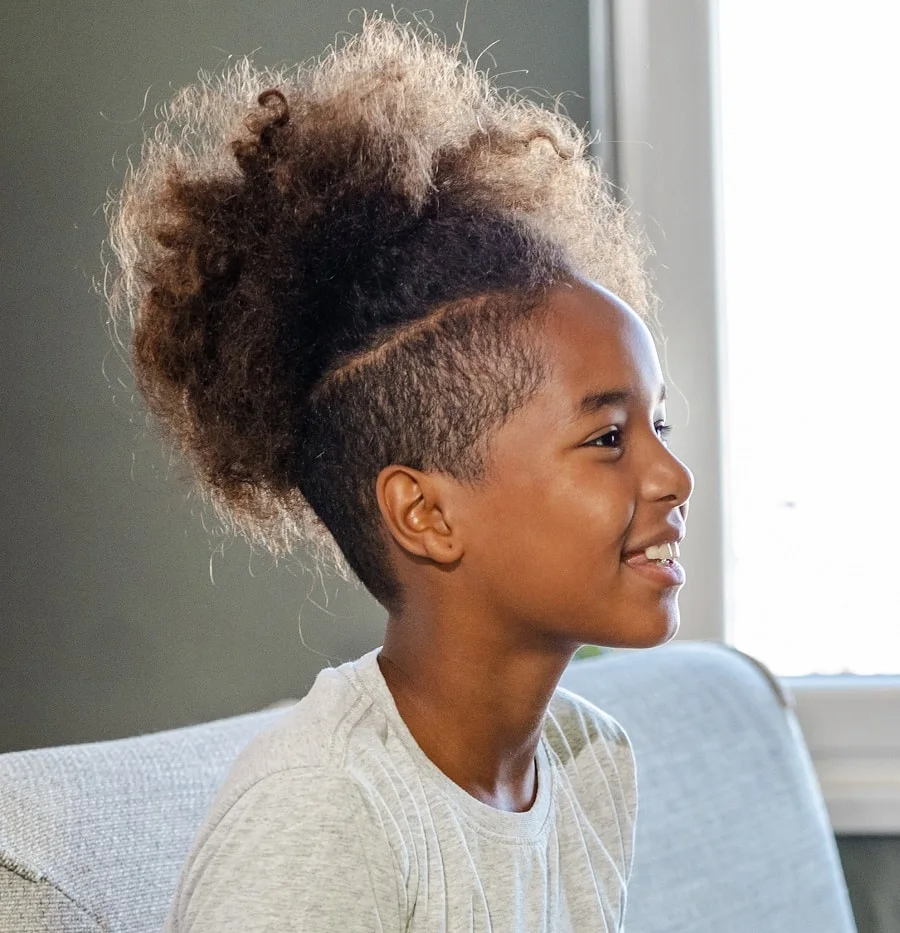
642, 439, 694, 514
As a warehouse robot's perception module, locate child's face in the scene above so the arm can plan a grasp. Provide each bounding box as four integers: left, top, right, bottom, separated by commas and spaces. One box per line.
458, 278, 693, 650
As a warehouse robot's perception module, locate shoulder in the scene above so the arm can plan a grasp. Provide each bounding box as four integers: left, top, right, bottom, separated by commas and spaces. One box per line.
194, 766, 391, 855
171, 768, 404, 933
544, 685, 639, 881
208, 656, 378, 810
174, 654, 398, 887
545, 684, 634, 767
168, 653, 413, 930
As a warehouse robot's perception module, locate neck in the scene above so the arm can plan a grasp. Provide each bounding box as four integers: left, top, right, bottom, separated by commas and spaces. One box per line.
378, 601, 576, 812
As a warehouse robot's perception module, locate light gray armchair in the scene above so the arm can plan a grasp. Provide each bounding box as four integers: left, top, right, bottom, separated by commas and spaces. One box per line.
0, 641, 858, 932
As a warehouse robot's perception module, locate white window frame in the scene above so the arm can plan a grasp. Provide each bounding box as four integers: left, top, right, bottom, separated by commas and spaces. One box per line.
589, 0, 900, 834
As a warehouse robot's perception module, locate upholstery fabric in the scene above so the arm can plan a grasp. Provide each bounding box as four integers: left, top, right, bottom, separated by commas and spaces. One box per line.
0, 641, 858, 932
561, 642, 858, 932
0, 707, 288, 933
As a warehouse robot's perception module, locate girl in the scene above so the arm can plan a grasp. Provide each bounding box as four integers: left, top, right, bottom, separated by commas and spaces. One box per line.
107, 14, 692, 932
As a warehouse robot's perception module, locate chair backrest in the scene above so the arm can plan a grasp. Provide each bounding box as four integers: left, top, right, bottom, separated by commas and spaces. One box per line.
562, 641, 857, 933
0, 641, 857, 933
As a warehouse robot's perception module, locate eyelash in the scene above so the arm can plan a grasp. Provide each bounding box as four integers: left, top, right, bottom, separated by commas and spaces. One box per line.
589, 423, 673, 449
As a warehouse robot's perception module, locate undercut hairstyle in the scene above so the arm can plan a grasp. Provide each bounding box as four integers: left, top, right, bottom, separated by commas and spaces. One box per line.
105, 14, 655, 609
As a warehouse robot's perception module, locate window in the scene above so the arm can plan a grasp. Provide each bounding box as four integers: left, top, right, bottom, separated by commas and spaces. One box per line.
594, 0, 900, 833
719, 1, 900, 677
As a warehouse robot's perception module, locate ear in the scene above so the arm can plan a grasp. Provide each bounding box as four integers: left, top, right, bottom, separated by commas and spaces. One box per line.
375, 465, 463, 565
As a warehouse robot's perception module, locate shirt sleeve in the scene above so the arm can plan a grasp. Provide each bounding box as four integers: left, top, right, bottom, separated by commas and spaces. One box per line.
172, 768, 404, 933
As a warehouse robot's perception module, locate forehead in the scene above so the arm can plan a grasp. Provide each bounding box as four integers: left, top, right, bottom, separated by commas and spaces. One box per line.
537, 279, 664, 403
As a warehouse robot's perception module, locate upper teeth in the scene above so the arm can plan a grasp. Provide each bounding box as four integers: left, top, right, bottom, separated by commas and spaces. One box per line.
645, 542, 679, 560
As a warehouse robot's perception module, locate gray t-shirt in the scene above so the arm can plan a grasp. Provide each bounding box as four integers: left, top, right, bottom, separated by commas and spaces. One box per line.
163, 648, 638, 932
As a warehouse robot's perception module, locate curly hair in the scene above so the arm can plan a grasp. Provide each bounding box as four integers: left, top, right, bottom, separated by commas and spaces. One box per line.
105, 13, 655, 609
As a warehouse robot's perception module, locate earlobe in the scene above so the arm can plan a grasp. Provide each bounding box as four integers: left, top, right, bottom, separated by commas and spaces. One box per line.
376, 466, 463, 565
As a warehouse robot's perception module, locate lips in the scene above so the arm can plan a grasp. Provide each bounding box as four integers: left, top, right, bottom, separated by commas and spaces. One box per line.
621, 551, 686, 587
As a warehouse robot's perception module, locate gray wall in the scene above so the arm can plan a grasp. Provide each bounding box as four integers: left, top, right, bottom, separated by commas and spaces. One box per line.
0, 0, 592, 754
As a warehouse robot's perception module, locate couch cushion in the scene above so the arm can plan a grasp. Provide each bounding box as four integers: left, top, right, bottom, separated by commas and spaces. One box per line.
0, 859, 102, 933
0, 707, 289, 933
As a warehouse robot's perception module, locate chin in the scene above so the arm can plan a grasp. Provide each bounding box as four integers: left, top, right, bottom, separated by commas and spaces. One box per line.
641, 618, 680, 648
645, 605, 681, 646
603, 604, 681, 650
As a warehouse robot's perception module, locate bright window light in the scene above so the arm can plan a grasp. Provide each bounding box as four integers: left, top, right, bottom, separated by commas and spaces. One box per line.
718, 2, 900, 674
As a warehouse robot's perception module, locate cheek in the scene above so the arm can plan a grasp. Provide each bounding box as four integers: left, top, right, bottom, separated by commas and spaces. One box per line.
549, 488, 632, 574
549, 466, 633, 538
479, 474, 632, 577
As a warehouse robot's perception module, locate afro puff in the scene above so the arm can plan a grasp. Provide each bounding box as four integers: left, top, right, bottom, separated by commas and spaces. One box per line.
105, 13, 655, 608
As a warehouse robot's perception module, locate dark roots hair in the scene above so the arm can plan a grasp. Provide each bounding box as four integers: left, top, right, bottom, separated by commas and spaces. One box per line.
105, 14, 654, 608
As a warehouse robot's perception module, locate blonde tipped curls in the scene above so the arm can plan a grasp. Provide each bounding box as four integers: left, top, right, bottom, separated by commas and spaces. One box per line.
104, 13, 656, 607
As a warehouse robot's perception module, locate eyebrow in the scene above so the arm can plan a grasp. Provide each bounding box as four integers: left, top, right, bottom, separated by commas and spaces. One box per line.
575, 384, 667, 420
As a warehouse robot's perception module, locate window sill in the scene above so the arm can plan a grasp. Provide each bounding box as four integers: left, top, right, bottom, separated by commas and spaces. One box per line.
782, 676, 900, 834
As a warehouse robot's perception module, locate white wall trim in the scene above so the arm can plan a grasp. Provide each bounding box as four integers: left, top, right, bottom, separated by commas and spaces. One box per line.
784, 677, 900, 834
